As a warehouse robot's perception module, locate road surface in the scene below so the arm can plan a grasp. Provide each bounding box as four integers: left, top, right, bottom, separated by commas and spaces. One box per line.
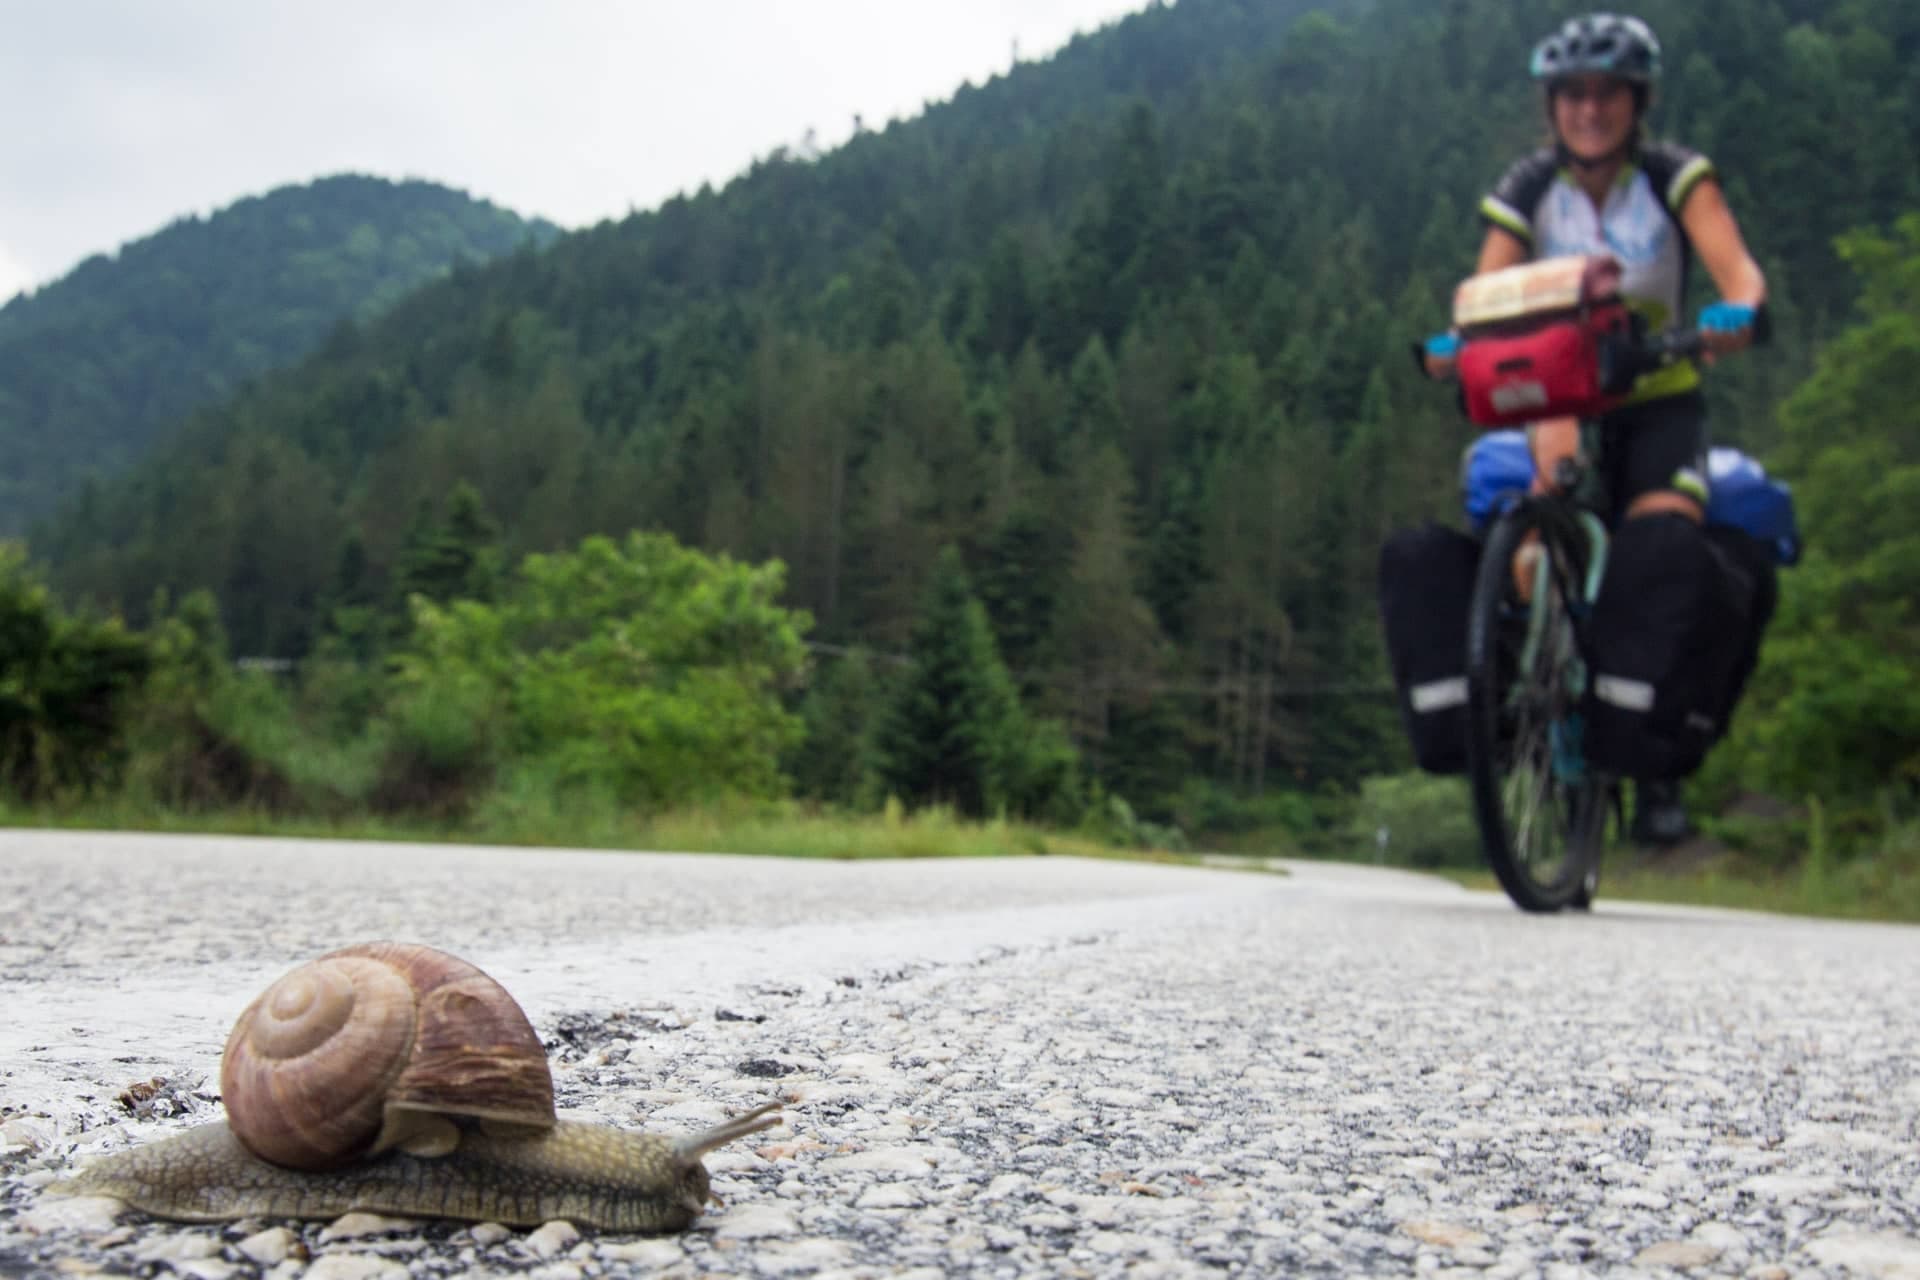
2, 830, 1916, 1277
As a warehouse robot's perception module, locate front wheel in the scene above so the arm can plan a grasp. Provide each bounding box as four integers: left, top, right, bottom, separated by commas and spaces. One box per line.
1464, 506, 1611, 912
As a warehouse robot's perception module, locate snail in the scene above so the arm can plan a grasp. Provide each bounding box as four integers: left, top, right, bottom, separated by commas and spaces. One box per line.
48, 942, 784, 1233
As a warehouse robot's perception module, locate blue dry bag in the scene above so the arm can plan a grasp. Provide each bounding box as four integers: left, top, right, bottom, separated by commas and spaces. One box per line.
1704, 447, 1801, 566
1460, 434, 1801, 567
1459, 430, 1533, 531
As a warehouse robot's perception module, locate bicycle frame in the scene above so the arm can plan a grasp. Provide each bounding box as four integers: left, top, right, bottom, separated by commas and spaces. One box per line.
1515, 502, 1609, 684
1461, 422, 1619, 910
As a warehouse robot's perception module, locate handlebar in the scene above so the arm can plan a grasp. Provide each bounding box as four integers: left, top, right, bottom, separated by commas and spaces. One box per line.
1602, 325, 1702, 391
1413, 305, 1771, 388
1603, 304, 1770, 391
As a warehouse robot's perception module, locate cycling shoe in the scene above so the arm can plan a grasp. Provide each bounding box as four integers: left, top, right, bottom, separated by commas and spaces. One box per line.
1631, 778, 1695, 846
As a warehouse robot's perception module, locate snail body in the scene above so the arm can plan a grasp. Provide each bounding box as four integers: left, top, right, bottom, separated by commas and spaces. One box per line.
53, 1106, 783, 1232
47, 943, 783, 1232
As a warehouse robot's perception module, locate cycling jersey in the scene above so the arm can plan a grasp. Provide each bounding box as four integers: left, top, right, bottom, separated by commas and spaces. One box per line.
1480, 142, 1717, 403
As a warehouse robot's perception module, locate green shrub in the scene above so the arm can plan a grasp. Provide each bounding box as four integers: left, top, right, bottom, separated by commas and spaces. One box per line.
1168, 777, 1318, 839
1345, 772, 1479, 869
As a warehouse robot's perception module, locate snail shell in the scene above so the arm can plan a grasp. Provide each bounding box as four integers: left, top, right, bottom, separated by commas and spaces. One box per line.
219, 942, 555, 1170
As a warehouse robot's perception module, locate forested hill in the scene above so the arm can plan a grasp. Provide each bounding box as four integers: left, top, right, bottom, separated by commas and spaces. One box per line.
32, 0, 1920, 795
0, 175, 559, 531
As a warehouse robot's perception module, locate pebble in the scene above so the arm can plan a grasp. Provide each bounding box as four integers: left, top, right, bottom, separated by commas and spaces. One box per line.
817, 1147, 937, 1174
747, 1239, 857, 1274
523, 1219, 580, 1259
598, 1238, 687, 1266
1804, 1230, 1920, 1274
712, 1204, 801, 1240
1, 1117, 55, 1151
235, 1226, 300, 1265
132, 1231, 222, 1263
1402, 1221, 1491, 1251
319, 1212, 418, 1242
303, 1256, 410, 1280
854, 1184, 923, 1210
1635, 1240, 1723, 1268
17, 1195, 124, 1236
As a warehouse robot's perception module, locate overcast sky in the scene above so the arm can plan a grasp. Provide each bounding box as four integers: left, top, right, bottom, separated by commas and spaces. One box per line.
0, 0, 1151, 304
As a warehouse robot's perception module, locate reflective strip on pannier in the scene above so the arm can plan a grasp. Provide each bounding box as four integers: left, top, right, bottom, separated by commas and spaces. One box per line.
1409, 677, 1469, 714
1593, 675, 1655, 713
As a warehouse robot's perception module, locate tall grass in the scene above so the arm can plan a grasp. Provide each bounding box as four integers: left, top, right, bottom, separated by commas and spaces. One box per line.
0, 789, 1137, 863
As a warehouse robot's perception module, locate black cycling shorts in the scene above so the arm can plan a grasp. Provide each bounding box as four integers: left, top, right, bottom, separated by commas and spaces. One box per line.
1596, 390, 1709, 527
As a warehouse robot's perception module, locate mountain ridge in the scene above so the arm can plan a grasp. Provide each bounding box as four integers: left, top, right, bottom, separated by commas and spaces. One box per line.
0, 172, 559, 531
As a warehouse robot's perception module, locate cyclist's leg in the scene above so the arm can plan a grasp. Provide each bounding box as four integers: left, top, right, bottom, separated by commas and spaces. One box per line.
1527, 416, 1584, 492
1607, 391, 1709, 525
1508, 417, 1584, 601
1595, 394, 1713, 844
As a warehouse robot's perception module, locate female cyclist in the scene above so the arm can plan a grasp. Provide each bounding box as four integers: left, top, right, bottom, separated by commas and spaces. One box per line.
1428, 13, 1770, 845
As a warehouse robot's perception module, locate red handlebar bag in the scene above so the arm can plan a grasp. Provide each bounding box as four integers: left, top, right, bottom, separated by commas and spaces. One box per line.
1454, 255, 1633, 428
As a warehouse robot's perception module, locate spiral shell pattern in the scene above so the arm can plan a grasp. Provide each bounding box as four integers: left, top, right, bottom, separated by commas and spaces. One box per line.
218, 942, 555, 1171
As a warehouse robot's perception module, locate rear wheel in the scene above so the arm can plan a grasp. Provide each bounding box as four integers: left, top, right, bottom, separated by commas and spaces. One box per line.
1464, 505, 1610, 912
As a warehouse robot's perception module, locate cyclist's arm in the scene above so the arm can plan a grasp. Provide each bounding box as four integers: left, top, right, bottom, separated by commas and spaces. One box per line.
1679, 178, 1767, 356
1475, 225, 1530, 274
1423, 229, 1532, 380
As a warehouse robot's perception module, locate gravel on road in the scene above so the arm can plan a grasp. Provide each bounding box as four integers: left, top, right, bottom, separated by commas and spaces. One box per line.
2, 830, 1917, 1278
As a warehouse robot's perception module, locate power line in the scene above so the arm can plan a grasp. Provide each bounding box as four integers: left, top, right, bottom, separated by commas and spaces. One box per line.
803, 641, 1395, 700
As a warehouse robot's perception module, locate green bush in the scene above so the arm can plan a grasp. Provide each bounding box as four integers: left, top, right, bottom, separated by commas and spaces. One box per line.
1078, 790, 1190, 852
388, 531, 809, 809
1711, 215, 1920, 838
0, 545, 151, 799
1168, 776, 1319, 839
1345, 772, 1480, 869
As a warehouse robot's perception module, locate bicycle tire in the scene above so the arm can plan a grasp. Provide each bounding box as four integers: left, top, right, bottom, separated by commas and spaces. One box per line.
1464, 504, 1610, 912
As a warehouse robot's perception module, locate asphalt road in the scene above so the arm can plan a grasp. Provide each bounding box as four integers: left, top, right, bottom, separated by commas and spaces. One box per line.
2, 830, 1917, 1277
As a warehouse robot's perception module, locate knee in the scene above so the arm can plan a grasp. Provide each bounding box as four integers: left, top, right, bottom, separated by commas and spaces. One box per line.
1625, 490, 1705, 523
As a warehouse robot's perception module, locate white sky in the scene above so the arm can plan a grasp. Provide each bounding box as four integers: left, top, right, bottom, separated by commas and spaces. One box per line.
0, 0, 1153, 304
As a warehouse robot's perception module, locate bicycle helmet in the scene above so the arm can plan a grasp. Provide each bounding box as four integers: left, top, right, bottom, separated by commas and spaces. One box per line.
1529, 13, 1661, 86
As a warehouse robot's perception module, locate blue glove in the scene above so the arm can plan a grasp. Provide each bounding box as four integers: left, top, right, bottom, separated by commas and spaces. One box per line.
1423, 332, 1461, 358
1699, 302, 1756, 334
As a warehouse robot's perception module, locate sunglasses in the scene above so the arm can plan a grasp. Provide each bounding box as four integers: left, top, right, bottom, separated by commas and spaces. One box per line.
1553, 78, 1633, 104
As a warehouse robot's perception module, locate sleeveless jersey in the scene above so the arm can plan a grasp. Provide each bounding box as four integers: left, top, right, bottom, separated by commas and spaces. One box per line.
1479, 142, 1717, 402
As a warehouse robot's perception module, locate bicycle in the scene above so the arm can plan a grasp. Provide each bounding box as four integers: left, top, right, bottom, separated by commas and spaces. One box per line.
1457, 323, 1707, 912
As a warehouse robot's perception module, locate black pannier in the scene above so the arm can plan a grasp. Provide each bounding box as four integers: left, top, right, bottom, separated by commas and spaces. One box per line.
1700, 522, 1779, 733
1582, 514, 1766, 780
1378, 523, 1482, 774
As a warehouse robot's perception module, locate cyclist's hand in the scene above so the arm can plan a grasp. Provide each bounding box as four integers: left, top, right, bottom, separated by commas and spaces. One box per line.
1419, 331, 1460, 381
1697, 301, 1757, 362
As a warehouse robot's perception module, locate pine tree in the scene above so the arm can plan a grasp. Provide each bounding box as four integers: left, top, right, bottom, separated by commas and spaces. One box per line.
394, 481, 501, 610
1046, 442, 1165, 767
875, 546, 1059, 817
789, 647, 886, 807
